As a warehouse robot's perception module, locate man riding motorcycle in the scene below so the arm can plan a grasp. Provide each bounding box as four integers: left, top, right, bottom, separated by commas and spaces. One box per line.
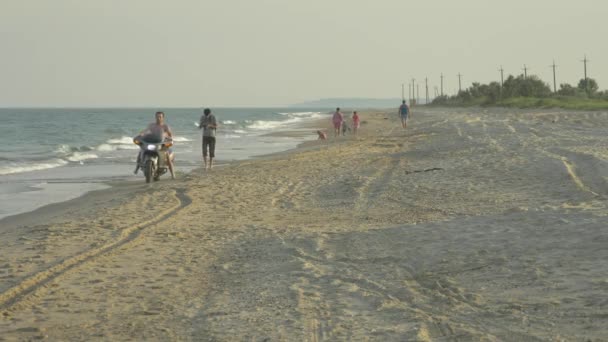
134, 111, 176, 179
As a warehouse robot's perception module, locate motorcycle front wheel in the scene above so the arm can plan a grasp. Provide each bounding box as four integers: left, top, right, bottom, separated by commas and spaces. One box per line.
144, 160, 153, 183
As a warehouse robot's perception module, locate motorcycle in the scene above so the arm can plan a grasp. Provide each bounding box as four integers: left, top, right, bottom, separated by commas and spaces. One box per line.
133, 135, 173, 183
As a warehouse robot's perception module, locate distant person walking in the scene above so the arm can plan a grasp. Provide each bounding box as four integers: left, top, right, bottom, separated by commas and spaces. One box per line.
399, 100, 410, 129
199, 108, 218, 170
352, 111, 360, 135
332, 107, 344, 137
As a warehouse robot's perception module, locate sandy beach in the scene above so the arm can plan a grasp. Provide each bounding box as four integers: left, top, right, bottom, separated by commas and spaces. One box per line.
1, 107, 607, 341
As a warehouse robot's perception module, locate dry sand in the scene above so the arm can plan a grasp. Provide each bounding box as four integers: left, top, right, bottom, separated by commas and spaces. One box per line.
1, 107, 607, 341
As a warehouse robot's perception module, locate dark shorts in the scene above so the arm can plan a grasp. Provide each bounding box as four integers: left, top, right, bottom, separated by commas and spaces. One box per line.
202, 136, 216, 158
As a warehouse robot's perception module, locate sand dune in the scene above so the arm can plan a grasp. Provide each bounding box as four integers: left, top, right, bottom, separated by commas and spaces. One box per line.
1, 107, 607, 341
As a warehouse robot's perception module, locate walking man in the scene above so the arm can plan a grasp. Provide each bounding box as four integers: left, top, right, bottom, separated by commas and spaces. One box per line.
199, 108, 218, 170
399, 100, 410, 129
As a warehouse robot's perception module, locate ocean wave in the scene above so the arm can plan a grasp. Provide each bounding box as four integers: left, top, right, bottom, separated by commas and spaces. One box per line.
55, 144, 94, 155
221, 120, 237, 125
106, 136, 134, 145
97, 136, 141, 151
0, 159, 69, 176
277, 111, 323, 117
66, 152, 99, 162
248, 117, 303, 130
172, 136, 193, 142
96, 144, 139, 152
106, 135, 192, 145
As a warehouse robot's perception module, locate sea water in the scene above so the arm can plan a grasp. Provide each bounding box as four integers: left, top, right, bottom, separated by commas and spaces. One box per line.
0, 108, 329, 219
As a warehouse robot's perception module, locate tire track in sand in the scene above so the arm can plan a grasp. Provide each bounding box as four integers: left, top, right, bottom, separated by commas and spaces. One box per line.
0, 188, 192, 312
535, 148, 605, 198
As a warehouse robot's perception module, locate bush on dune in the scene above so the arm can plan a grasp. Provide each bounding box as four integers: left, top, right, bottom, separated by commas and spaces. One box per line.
431, 75, 608, 110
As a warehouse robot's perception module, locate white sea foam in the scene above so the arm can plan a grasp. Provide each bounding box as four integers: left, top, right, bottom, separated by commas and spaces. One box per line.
278, 111, 323, 117
221, 120, 237, 124
66, 152, 99, 162
55, 144, 73, 155
96, 144, 139, 152
54, 144, 94, 155
0, 159, 69, 176
247, 112, 326, 131
248, 117, 303, 130
172, 136, 193, 142
106, 136, 134, 144
106, 135, 191, 144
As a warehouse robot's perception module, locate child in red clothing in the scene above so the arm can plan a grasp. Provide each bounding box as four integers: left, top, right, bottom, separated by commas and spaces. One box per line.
352, 111, 360, 135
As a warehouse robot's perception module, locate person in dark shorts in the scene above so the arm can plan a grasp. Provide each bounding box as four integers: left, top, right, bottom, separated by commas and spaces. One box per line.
399, 100, 410, 129
199, 108, 218, 170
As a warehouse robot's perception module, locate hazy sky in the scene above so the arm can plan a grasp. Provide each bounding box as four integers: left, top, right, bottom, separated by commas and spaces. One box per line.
1, 0, 606, 107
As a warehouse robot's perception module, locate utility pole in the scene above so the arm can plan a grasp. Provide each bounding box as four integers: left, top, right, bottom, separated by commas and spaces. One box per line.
498, 66, 504, 88
416, 83, 420, 105
550, 60, 557, 93
401, 83, 404, 101
582, 55, 589, 81
408, 84, 412, 104
499, 66, 504, 101
581, 55, 590, 93
522, 64, 528, 79
411, 78, 416, 105
425, 77, 429, 104
457, 73, 462, 93
434, 86, 439, 97
440, 73, 444, 97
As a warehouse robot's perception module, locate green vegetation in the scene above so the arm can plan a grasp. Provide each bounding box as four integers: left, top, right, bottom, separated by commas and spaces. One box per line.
431, 75, 608, 110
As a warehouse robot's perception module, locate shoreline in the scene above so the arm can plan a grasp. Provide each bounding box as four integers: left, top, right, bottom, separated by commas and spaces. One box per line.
0, 115, 330, 229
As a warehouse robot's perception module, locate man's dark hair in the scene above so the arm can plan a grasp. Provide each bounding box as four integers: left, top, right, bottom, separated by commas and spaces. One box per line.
336, 107, 340, 111
204, 108, 211, 115
402, 100, 406, 104
155, 111, 165, 117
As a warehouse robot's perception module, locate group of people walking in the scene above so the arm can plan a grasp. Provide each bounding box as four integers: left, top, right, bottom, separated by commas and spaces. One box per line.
137, 101, 411, 177
331, 107, 361, 138
326, 100, 411, 139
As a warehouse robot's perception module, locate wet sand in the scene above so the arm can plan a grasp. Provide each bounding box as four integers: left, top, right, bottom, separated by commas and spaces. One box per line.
1, 107, 607, 341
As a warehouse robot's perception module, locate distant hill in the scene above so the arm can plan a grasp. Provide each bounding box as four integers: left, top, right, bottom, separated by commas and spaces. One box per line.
291, 98, 403, 109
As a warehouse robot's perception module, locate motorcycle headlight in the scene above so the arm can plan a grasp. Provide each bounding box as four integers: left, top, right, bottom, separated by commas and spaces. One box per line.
147, 144, 157, 151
